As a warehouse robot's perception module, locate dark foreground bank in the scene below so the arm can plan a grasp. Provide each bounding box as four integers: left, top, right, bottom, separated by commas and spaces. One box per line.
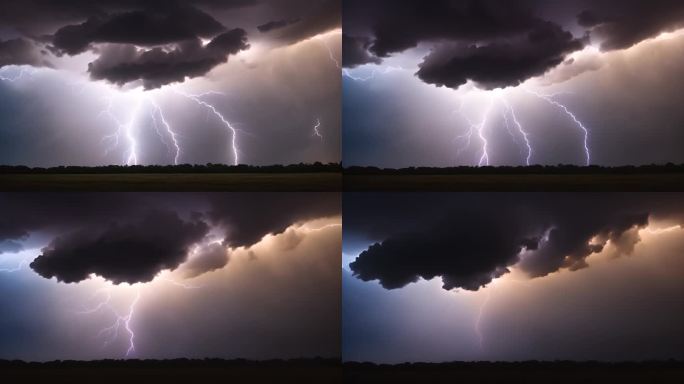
0, 358, 342, 384
344, 165, 684, 191
344, 361, 684, 384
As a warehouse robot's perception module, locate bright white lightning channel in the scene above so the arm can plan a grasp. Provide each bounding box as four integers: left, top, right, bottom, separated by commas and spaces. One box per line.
0, 65, 36, 82
0, 259, 28, 273
526, 89, 591, 166
175, 90, 240, 166
474, 289, 493, 351
313, 118, 323, 140
79, 288, 140, 356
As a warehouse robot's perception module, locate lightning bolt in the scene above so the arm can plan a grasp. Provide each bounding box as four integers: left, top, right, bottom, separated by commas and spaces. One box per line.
0, 259, 28, 273
124, 290, 141, 357
175, 90, 240, 165
474, 288, 493, 351
159, 277, 203, 290
98, 95, 144, 165
526, 89, 591, 166
343, 66, 405, 82
149, 98, 181, 165
0, 65, 36, 82
501, 98, 533, 166
317, 37, 341, 70
76, 287, 141, 357
313, 118, 323, 140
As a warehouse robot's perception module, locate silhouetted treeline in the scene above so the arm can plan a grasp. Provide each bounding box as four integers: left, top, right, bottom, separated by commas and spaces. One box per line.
0, 163, 341, 174
345, 361, 684, 384
0, 357, 341, 369
345, 163, 684, 175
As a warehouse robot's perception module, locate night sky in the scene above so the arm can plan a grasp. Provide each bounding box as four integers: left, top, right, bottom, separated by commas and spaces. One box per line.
343, 0, 684, 167
343, 193, 684, 362
0, 193, 341, 361
0, 0, 341, 166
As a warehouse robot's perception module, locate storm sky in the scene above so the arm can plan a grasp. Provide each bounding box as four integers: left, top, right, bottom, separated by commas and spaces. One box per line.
0, 193, 341, 361
0, 0, 341, 166
343, 193, 684, 362
343, 0, 684, 167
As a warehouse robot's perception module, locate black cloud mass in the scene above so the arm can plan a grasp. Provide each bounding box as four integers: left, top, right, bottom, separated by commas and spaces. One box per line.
0, 193, 340, 284
31, 210, 209, 284
0, 0, 340, 88
343, 0, 684, 89
346, 193, 684, 291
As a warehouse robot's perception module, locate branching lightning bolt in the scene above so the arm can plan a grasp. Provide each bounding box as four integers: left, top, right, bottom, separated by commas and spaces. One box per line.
501, 98, 533, 166
313, 118, 323, 140
526, 89, 591, 165
0, 65, 36, 82
176, 90, 240, 165
317, 37, 341, 70
0, 259, 28, 273
98, 96, 144, 165
149, 98, 181, 165
474, 288, 493, 351
77, 288, 141, 357
343, 66, 405, 82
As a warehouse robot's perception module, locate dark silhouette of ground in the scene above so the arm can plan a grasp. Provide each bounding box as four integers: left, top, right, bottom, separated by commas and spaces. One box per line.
344, 361, 684, 384
344, 164, 684, 191
0, 358, 342, 384
0, 163, 341, 191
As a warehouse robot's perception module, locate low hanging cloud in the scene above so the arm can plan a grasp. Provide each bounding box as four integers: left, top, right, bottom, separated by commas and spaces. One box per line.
208, 193, 341, 248
181, 242, 229, 279
0, 193, 341, 284
87, 29, 249, 89
416, 23, 585, 90
30, 210, 210, 284
347, 194, 684, 291
49, 5, 228, 56
578, 0, 684, 51
342, 34, 381, 68
343, 0, 684, 90
257, 18, 301, 33
0, 38, 51, 68
0, 0, 341, 88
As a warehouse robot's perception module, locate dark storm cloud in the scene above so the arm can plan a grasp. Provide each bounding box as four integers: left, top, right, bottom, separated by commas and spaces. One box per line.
342, 34, 381, 68
0, 193, 339, 283
50, 4, 228, 56
0, 0, 341, 87
416, 22, 585, 90
257, 18, 301, 33
344, 0, 684, 90
182, 242, 229, 278
207, 193, 340, 247
347, 194, 684, 291
256, 0, 340, 45
0, 240, 24, 254
0, 38, 51, 67
30, 210, 209, 284
342, 0, 574, 89
87, 29, 249, 89
578, 0, 684, 51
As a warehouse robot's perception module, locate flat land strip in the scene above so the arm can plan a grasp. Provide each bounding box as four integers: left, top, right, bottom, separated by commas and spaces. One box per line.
344, 173, 684, 191
0, 173, 342, 191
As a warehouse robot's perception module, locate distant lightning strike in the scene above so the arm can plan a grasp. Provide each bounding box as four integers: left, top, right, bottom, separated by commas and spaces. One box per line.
79, 288, 141, 356
501, 98, 533, 166
0, 65, 36, 82
474, 288, 493, 351
78, 274, 205, 358
0, 259, 28, 273
313, 118, 323, 140
176, 90, 240, 165
149, 98, 181, 165
526, 89, 591, 166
